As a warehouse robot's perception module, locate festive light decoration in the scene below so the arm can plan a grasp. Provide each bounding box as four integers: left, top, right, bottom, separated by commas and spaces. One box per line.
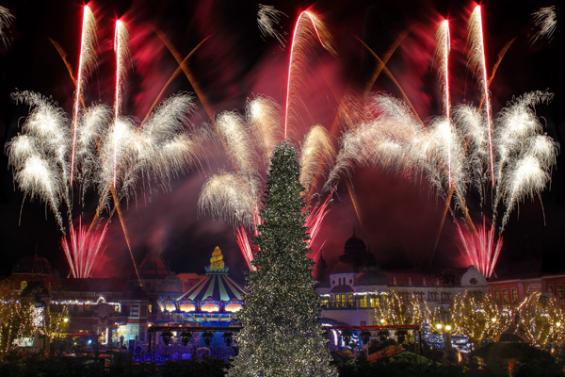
373, 291, 429, 326
517, 292, 565, 348
0, 285, 35, 357
228, 143, 337, 377
450, 291, 512, 346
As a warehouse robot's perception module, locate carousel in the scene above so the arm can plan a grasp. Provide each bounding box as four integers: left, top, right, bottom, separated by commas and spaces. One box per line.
145, 247, 245, 360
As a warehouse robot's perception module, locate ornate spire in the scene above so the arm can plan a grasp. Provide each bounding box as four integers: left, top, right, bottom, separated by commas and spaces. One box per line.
209, 246, 225, 271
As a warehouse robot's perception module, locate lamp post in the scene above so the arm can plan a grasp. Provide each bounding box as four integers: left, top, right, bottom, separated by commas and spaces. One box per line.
435, 322, 452, 364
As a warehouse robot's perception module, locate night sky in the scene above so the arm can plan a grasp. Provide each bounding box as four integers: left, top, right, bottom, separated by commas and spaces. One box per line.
1, 0, 563, 281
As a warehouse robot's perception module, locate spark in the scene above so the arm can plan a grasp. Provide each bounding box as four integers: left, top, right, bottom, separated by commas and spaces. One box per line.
284, 9, 335, 139
198, 173, 258, 227
530, 6, 557, 45
469, 4, 496, 186
247, 97, 282, 164
257, 4, 287, 47
70, 5, 97, 185
113, 18, 128, 188
456, 218, 502, 278
216, 111, 257, 176
0, 5, 15, 48
235, 225, 257, 271
436, 19, 453, 187
61, 217, 108, 278
300, 125, 335, 197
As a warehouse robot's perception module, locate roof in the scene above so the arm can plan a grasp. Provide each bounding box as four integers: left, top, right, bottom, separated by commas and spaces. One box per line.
13, 255, 54, 275
177, 246, 246, 303
331, 284, 354, 293
355, 270, 388, 286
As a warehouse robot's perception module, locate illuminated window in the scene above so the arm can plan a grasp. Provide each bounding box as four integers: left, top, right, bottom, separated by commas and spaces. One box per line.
179, 301, 196, 312
369, 296, 378, 308
225, 302, 242, 313
359, 295, 368, 309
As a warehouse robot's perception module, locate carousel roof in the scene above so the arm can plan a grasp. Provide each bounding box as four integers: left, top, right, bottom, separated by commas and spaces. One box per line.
177, 246, 246, 303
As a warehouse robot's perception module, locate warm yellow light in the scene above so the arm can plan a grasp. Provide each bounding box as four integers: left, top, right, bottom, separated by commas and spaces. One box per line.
379, 318, 386, 324
444, 324, 452, 332
225, 303, 242, 313
435, 323, 443, 330
491, 317, 497, 323
556, 322, 562, 328
63, 317, 69, 323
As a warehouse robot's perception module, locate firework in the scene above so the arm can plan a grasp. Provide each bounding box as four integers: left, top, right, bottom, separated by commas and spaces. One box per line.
216, 112, 257, 176
257, 4, 287, 47
284, 9, 335, 139
70, 5, 97, 185
247, 96, 282, 164
235, 225, 257, 271
305, 194, 332, 262
469, 5, 495, 186
456, 218, 502, 278
61, 217, 108, 278
112, 19, 128, 188
198, 173, 258, 227
0, 5, 14, 48
494, 91, 558, 229
300, 125, 335, 197
436, 19, 453, 187
530, 5, 558, 45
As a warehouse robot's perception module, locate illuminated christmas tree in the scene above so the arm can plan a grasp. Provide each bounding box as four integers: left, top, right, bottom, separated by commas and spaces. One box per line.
229, 142, 336, 377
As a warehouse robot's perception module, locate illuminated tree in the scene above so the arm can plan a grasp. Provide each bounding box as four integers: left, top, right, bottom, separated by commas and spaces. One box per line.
374, 291, 429, 326
40, 305, 70, 355
516, 292, 565, 348
229, 143, 336, 377
0, 282, 35, 357
450, 291, 512, 346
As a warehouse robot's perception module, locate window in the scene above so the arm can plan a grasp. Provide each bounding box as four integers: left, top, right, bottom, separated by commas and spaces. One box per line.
428, 291, 439, 301
369, 296, 378, 308
359, 295, 368, 309
511, 288, 518, 303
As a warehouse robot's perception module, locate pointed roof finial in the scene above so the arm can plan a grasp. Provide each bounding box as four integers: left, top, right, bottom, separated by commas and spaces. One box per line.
209, 246, 225, 271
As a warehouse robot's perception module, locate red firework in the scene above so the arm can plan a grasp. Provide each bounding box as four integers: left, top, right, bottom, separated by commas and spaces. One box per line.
61, 217, 109, 278
456, 217, 503, 278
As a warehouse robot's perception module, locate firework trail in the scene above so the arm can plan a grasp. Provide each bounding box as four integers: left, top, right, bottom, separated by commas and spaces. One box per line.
257, 4, 287, 47
305, 194, 332, 262
456, 218, 502, 278
235, 225, 256, 271
469, 4, 496, 187
112, 19, 128, 188
70, 5, 97, 185
156, 32, 215, 120
530, 5, 557, 45
247, 96, 282, 164
284, 9, 335, 139
300, 125, 335, 199
61, 217, 108, 278
436, 19, 453, 187
198, 173, 258, 227
0, 5, 14, 48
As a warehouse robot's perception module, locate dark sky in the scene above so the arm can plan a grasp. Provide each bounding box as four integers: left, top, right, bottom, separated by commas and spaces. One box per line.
1, 0, 563, 280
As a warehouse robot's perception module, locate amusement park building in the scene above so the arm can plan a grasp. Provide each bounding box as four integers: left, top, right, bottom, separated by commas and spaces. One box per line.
316, 234, 488, 326
3, 236, 565, 351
